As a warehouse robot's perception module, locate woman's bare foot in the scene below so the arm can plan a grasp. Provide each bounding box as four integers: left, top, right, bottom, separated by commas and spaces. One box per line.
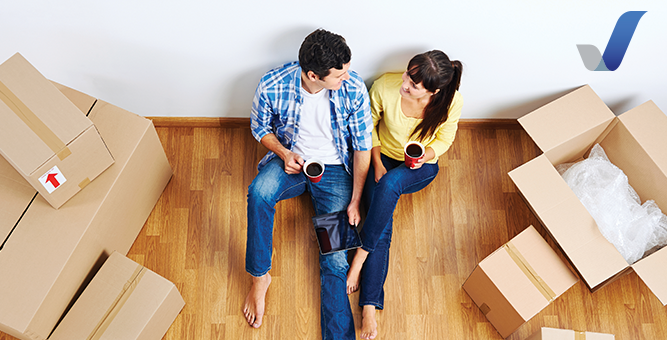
243, 273, 271, 328
346, 249, 369, 295
361, 305, 378, 339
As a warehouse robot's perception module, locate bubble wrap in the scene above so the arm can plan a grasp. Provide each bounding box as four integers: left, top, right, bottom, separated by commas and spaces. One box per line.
557, 144, 667, 264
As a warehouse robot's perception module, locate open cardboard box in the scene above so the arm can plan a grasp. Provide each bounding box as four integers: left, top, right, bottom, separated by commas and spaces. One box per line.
463, 226, 578, 338
526, 327, 614, 340
50, 252, 184, 340
508, 85, 667, 304
0, 53, 114, 208
0, 84, 172, 340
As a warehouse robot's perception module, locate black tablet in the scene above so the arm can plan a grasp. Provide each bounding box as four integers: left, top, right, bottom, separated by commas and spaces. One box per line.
312, 211, 362, 255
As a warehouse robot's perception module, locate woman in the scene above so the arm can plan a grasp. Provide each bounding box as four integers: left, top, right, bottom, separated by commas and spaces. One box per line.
346, 50, 463, 339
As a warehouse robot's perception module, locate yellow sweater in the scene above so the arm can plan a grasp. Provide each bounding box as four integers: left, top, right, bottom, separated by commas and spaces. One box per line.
369, 73, 463, 163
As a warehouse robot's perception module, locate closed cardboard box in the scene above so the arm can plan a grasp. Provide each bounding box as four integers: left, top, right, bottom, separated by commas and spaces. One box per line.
508, 85, 667, 305
463, 226, 578, 338
526, 327, 614, 340
50, 252, 185, 340
0, 85, 172, 340
0, 53, 114, 208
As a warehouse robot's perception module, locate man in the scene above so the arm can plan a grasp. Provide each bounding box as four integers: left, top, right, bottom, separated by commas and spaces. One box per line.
243, 29, 372, 339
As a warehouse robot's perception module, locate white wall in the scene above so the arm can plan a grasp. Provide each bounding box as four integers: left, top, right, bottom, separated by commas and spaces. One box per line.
1, 0, 665, 118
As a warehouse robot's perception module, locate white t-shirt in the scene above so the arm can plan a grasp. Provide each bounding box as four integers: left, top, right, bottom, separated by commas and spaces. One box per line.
292, 88, 342, 164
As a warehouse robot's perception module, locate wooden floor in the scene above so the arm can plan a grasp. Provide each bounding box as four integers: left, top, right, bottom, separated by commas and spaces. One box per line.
3, 123, 667, 340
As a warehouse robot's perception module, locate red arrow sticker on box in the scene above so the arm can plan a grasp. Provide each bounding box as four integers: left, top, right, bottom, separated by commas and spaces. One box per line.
39, 166, 67, 194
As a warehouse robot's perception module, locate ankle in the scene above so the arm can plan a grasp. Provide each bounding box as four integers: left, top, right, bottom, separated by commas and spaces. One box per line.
252, 273, 271, 285
362, 305, 376, 315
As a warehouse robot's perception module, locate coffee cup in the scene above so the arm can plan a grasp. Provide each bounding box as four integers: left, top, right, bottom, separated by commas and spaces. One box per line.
304, 159, 325, 183
404, 141, 425, 168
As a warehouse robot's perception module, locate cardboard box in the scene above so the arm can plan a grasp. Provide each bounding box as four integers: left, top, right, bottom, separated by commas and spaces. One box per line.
526, 327, 615, 340
0, 53, 114, 208
49, 252, 184, 340
0, 85, 172, 340
508, 85, 667, 305
463, 226, 578, 338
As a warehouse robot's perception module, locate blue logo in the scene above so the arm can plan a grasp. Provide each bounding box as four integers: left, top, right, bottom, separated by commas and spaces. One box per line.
577, 11, 646, 71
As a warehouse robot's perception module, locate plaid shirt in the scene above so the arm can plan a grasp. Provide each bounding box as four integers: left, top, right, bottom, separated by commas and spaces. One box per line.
250, 61, 373, 174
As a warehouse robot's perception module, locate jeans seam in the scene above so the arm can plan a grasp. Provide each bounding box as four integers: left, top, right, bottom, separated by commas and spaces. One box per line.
276, 179, 306, 201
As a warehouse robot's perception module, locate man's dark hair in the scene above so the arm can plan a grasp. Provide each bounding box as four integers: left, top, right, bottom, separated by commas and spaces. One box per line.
298, 29, 351, 79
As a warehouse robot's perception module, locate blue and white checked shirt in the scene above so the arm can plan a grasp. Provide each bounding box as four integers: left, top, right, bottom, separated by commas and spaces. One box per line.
250, 62, 373, 174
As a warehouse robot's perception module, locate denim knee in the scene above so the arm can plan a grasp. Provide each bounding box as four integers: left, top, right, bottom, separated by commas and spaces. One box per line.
320, 251, 349, 277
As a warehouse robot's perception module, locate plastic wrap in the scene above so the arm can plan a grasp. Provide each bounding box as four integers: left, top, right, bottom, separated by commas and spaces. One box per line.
557, 144, 667, 264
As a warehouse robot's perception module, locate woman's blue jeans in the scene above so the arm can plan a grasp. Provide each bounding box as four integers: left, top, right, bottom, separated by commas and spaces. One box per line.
358, 154, 439, 309
246, 157, 356, 340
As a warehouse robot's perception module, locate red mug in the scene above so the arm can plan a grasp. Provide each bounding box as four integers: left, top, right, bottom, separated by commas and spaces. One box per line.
404, 141, 425, 168
304, 159, 325, 183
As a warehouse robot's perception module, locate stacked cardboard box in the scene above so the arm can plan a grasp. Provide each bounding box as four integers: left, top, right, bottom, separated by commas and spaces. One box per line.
0, 53, 114, 208
526, 327, 614, 340
50, 252, 185, 340
508, 85, 667, 305
0, 77, 175, 339
463, 226, 578, 338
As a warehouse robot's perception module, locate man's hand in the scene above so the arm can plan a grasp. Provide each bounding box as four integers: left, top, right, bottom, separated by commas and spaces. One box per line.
260, 134, 304, 174
347, 200, 362, 227
282, 151, 304, 174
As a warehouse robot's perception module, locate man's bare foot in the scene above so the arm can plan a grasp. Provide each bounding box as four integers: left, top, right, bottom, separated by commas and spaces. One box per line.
361, 305, 378, 339
243, 273, 271, 328
346, 249, 369, 295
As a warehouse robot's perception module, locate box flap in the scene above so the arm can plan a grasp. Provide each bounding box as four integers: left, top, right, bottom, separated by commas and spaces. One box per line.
617, 101, 667, 168
50, 81, 97, 115
518, 85, 615, 164
509, 155, 571, 213
537, 195, 628, 289
632, 246, 667, 306
611, 101, 667, 210
510, 155, 628, 289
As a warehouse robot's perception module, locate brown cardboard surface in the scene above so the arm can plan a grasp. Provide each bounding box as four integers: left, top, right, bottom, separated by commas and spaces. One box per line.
632, 246, 667, 305
510, 84, 667, 303
526, 327, 615, 340
0, 53, 114, 208
50, 81, 97, 115
49, 252, 184, 340
0, 91, 172, 339
0, 157, 35, 244
463, 260, 524, 338
0, 53, 91, 173
27, 124, 115, 209
517, 85, 615, 165
463, 226, 577, 338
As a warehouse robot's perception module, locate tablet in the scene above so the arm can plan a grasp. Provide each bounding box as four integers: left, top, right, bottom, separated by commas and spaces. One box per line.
312, 210, 362, 255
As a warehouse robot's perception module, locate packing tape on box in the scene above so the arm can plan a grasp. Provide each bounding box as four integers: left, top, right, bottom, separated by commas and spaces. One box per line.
0, 80, 71, 160
78, 177, 91, 189
479, 303, 491, 315
88, 265, 147, 340
575, 331, 586, 340
504, 242, 557, 302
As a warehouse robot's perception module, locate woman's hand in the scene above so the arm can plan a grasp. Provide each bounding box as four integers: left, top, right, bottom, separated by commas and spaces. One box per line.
409, 147, 435, 170
374, 163, 387, 182
410, 157, 425, 169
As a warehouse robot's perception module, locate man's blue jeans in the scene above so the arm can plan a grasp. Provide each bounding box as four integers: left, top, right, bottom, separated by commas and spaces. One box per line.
246, 157, 356, 340
358, 154, 439, 309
